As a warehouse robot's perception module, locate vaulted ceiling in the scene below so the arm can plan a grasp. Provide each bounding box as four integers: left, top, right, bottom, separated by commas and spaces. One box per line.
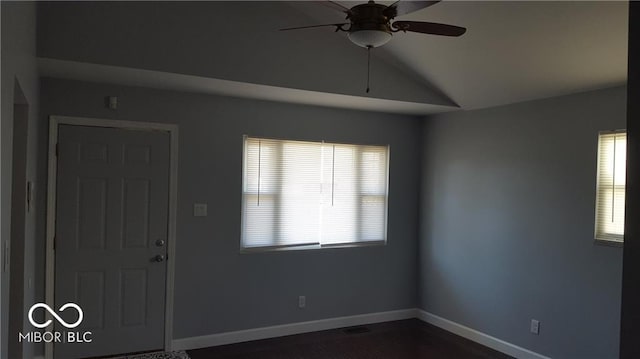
37, 1, 628, 115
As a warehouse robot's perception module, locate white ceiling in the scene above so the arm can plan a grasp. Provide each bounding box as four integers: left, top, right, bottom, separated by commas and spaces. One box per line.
38, 1, 629, 114
300, 0, 629, 110
396, 1, 628, 109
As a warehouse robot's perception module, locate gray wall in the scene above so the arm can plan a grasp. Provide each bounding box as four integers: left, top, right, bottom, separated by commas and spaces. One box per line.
621, 2, 640, 358
1, 2, 40, 359
419, 86, 626, 359
38, 78, 421, 340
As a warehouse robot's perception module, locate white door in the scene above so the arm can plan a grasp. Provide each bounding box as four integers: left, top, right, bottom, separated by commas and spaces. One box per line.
54, 125, 170, 358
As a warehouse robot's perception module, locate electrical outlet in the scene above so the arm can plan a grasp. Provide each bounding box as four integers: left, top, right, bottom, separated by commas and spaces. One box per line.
298, 295, 306, 309
530, 319, 540, 335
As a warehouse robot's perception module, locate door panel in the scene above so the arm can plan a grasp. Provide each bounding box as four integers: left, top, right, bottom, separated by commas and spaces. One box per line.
120, 268, 148, 327
54, 125, 170, 359
76, 271, 105, 330
123, 178, 151, 248
77, 177, 108, 250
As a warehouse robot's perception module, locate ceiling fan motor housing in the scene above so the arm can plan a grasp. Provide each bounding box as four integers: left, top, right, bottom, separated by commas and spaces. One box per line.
347, 2, 393, 48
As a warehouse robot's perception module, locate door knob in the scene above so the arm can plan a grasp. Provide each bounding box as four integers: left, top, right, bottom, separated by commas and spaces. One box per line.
154, 254, 165, 262
155, 239, 166, 247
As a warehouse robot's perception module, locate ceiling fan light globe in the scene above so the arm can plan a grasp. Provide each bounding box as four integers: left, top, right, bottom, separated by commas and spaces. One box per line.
348, 30, 392, 48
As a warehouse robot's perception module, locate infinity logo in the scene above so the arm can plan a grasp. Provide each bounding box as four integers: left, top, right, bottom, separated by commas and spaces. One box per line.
28, 303, 84, 329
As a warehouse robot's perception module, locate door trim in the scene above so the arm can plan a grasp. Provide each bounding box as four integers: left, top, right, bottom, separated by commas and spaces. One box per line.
45, 116, 179, 359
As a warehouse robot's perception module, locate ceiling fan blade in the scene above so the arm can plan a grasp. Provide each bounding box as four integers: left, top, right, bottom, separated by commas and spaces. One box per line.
392, 21, 466, 37
317, 1, 353, 15
280, 23, 350, 31
384, 1, 440, 18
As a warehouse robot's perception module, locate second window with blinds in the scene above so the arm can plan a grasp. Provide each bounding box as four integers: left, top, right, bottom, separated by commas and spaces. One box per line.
595, 130, 627, 244
241, 136, 389, 250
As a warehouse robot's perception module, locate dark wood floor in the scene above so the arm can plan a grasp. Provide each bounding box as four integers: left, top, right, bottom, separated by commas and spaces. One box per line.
188, 319, 513, 359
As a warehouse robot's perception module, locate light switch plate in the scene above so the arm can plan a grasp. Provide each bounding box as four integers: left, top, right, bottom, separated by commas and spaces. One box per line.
194, 203, 208, 217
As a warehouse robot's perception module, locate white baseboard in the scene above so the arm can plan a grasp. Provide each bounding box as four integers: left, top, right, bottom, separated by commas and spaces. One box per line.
172, 308, 416, 351
415, 310, 551, 359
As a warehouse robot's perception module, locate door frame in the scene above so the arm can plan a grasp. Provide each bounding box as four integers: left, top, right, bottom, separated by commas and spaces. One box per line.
45, 116, 179, 359
8, 82, 30, 359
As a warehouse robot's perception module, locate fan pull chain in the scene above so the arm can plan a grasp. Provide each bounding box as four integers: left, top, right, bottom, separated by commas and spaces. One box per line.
366, 46, 372, 93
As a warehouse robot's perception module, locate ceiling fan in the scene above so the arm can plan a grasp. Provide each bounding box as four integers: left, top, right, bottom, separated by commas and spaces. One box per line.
280, 0, 466, 92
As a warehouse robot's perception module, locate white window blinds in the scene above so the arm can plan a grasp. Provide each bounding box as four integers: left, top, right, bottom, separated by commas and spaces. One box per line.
595, 131, 626, 243
241, 137, 389, 250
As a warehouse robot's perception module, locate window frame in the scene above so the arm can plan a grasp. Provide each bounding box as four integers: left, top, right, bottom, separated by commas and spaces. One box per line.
239, 135, 390, 252
594, 129, 626, 247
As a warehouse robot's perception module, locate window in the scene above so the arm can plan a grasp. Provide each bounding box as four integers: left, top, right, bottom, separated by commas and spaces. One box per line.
595, 131, 627, 243
241, 136, 389, 250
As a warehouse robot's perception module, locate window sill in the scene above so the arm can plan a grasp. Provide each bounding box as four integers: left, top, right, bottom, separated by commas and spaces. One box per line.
594, 238, 623, 248
240, 240, 387, 253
